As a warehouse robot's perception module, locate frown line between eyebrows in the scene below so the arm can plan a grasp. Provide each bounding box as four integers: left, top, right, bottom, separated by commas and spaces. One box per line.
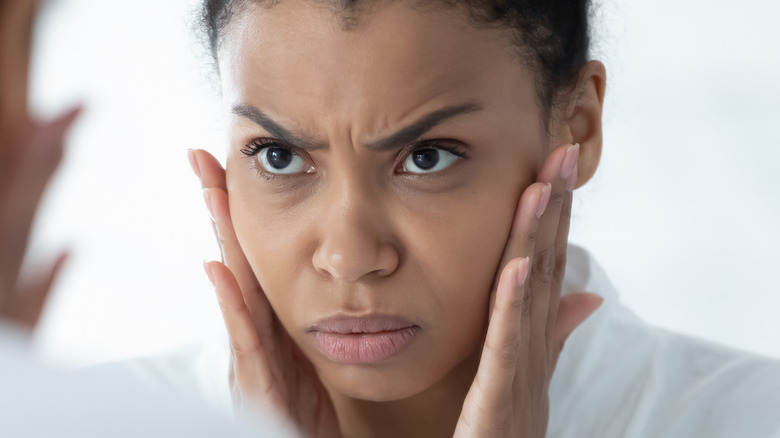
231, 101, 484, 151
365, 101, 483, 151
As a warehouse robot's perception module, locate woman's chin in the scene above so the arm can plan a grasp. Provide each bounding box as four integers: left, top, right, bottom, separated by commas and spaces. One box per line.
321, 366, 435, 402
317, 349, 482, 403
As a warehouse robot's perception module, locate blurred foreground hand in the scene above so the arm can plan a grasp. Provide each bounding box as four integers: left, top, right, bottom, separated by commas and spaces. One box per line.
0, 2, 297, 436
0, 0, 77, 328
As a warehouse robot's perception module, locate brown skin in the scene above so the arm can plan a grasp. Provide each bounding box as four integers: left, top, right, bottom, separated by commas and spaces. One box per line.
0, 0, 78, 328
191, 0, 607, 436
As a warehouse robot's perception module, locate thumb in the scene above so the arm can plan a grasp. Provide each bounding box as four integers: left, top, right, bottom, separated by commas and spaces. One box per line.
553, 292, 604, 346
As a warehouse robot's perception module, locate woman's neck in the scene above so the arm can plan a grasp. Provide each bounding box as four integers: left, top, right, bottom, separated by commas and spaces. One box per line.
327, 350, 480, 438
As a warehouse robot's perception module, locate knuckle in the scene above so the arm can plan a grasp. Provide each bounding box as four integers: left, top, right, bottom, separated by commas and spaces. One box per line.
548, 189, 566, 209
532, 247, 556, 285
526, 229, 539, 245
498, 341, 519, 366
230, 339, 262, 358
507, 288, 526, 313
520, 287, 533, 318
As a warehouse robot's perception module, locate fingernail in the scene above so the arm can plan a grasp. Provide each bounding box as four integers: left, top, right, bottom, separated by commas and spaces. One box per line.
203, 189, 216, 221
188, 149, 202, 179
203, 261, 216, 286
536, 183, 552, 218
516, 257, 530, 286
561, 143, 580, 181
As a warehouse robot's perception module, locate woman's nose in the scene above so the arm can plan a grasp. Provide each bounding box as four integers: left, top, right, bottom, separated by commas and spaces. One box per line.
311, 184, 399, 282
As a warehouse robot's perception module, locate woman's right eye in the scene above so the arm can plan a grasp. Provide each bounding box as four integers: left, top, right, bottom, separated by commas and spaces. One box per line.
257, 146, 308, 174
241, 141, 311, 175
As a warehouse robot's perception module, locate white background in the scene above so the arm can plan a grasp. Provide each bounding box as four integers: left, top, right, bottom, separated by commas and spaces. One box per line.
25, 0, 780, 366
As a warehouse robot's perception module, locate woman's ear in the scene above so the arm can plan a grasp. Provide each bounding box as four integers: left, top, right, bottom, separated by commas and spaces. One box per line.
563, 60, 606, 189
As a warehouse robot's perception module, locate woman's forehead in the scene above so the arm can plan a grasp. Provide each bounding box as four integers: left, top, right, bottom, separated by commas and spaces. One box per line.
218, 0, 534, 139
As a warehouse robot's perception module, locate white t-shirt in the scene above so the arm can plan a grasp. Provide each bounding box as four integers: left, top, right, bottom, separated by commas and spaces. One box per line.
86, 246, 780, 437
549, 245, 780, 438
0, 322, 294, 438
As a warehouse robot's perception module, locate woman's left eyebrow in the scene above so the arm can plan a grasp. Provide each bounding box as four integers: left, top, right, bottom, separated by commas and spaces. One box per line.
366, 101, 483, 151
231, 100, 483, 151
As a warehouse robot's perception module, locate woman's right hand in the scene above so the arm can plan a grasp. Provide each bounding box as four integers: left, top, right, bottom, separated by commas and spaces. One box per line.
189, 149, 341, 438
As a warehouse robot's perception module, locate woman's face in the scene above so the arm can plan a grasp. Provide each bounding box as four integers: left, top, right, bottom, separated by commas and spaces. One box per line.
220, 0, 563, 401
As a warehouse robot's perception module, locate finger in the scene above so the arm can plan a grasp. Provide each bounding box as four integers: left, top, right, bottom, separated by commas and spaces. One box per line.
188, 148, 229, 267
0, 107, 81, 297
188, 148, 227, 191
17, 107, 83, 197
17, 250, 69, 327
1, 105, 77, 181
0, 250, 68, 327
546, 185, 572, 347
550, 292, 604, 365
474, 257, 530, 401
528, 144, 578, 362
490, 181, 552, 307
188, 149, 259, 307
189, 149, 278, 352
0, 0, 39, 139
541, 144, 577, 361
482, 181, 550, 401
204, 260, 277, 405
0, 106, 82, 214
187, 149, 227, 269
204, 187, 277, 349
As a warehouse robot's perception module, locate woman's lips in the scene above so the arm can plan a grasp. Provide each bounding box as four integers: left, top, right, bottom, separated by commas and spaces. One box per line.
307, 315, 420, 364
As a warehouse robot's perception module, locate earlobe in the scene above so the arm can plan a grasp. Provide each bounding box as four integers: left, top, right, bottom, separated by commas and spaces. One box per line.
566, 61, 607, 189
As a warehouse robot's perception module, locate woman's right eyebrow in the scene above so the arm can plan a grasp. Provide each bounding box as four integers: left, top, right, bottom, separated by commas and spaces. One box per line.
232, 104, 325, 150
231, 101, 483, 151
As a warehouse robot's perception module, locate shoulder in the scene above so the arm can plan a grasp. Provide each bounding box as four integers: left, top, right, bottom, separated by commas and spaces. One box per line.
549, 245, 780, 438
0, 327, 273, 437
647, 331, 780, 437
86, 334, 234, 415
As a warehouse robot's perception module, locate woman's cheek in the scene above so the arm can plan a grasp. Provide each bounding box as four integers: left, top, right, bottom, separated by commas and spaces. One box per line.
227, 170, 304, 290
398, 181, 519, 306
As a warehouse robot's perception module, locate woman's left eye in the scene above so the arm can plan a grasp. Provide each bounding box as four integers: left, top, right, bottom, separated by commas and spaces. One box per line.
401, 147, 462, 174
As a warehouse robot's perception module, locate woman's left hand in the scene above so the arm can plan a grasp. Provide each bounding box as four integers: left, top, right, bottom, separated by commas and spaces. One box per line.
453, 143, 604, 437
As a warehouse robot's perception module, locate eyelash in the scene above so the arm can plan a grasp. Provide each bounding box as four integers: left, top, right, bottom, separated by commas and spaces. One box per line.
239, 138, 468, 178
240, 138, 297, 180
240, 137, 287, 157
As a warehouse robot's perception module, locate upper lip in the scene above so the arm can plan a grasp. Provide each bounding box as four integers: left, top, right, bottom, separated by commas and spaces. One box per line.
307, 314, 418, 334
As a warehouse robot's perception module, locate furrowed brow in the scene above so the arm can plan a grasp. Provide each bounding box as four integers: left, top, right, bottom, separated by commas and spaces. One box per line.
366, 102, 483, 151
232, 101, 483, 151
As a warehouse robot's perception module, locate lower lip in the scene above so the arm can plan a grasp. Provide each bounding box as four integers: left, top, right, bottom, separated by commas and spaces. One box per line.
310, 327, 420, 364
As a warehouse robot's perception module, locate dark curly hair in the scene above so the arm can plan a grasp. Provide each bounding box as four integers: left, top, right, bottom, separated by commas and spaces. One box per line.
199, 0, 593, 121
